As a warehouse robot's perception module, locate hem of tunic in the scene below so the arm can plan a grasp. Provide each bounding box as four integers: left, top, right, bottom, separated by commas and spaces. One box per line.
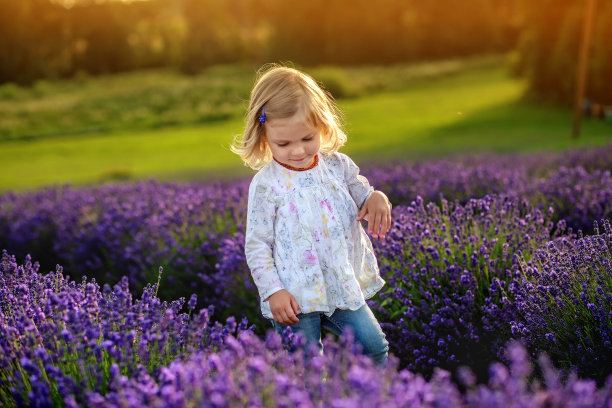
260, 278, 385, 320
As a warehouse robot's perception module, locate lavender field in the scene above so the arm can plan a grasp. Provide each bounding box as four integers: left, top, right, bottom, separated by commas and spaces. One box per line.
1, 145, 612, 407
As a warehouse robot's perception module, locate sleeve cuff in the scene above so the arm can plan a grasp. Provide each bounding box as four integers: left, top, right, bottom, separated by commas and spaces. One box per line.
261, 286, 284, 302
358, 187, 375, 210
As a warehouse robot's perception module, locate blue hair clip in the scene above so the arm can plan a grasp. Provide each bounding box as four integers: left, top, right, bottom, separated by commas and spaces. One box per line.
259, 105, 267, 125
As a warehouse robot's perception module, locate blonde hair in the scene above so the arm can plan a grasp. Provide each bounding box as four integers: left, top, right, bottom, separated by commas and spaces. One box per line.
231, 64, 347, 170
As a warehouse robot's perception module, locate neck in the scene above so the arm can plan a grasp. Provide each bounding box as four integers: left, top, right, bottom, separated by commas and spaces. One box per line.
274, 154, 319, 171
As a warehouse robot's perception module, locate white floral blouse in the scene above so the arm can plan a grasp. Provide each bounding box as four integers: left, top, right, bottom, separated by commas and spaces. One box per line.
245, 151, 386, 320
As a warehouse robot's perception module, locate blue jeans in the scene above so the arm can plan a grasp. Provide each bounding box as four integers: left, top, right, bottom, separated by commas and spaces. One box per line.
271, 303, 389, 366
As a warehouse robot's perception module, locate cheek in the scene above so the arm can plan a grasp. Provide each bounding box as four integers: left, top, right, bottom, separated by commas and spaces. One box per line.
273, 146, 287, 158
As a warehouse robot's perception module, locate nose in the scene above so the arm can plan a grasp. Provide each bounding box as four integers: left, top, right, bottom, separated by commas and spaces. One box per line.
292, 144, 305, 157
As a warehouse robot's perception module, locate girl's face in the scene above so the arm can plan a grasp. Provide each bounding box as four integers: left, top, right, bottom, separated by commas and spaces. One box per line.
265, 115, 321, 169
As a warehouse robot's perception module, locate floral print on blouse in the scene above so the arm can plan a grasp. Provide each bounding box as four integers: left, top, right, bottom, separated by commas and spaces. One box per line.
245, 151, 386, 320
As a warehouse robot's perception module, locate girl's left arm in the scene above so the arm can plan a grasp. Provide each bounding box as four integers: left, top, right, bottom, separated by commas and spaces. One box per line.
339, 153, 391, 239
357, 191, 392, 239
339, 153, 374, 209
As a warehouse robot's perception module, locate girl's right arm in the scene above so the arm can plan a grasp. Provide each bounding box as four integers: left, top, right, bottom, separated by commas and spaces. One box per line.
245, 178, 301, 325
245, 179, 285, 303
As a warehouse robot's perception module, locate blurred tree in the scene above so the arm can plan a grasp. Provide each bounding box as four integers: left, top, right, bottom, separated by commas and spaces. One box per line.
267, 0, 516, 66
0, 0, 68, 83
588, 1, 612, 104
120, 0, 185, 69
515, 0, 611, 105
1, 0, 520, 83
181, 0, 241, 73
69, 2, 133, 74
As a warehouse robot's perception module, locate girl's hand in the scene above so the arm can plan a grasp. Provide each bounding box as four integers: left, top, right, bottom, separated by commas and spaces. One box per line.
357, 190, 392, 240
268, 289, 301, 325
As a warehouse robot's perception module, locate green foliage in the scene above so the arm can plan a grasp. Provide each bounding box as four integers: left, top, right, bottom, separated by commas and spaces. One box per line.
308, 66, 364, 99
0, 68, 253, 141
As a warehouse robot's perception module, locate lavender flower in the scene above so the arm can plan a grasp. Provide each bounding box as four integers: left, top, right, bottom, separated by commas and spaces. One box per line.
0, 250, 253, 406
370, 194, 555, 378
510, 219, 612, 384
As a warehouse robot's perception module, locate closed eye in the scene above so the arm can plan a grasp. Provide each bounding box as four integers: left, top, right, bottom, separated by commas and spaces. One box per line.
275, 135, 313, 147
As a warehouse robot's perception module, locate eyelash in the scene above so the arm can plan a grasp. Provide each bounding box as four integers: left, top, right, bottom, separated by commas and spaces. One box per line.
277, 137, 312, 147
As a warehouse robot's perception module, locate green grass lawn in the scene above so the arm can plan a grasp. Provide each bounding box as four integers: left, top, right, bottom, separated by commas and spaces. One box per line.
342, 66, 611, 162
1, 59, 610, 192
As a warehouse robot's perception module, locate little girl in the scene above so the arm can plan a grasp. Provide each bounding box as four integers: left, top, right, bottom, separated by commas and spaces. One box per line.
231, 64, 391, 366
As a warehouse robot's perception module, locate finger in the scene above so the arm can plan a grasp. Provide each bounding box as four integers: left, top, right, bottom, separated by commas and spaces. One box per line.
278, 310, 290, 325
376, 212, 384, 238
371, 212, 382, 238
380, 211, 389, 239
357, 206, 367, 221
286, 307, 299, 325
290, 296, 301, 315
386, 211, 392, 234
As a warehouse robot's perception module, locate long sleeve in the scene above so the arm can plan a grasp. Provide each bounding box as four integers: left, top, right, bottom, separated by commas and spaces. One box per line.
244, 177, 284, 302
339, 153, 374, 209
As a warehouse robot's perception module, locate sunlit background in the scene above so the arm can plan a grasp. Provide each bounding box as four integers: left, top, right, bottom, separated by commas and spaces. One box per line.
2, 3, 612, 400
0, 0, 610, 191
